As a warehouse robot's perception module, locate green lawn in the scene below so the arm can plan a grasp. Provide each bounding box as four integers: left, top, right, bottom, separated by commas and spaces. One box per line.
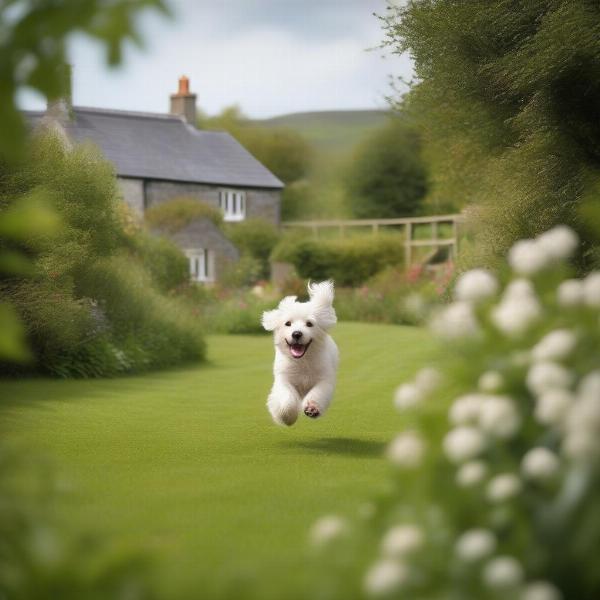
0, 323, 436, 597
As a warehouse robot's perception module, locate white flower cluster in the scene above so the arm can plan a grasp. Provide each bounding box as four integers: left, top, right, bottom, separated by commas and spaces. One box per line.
430, 269, 500, 340
525, 330, 600, 462
444, 392, 520, 468
394, 367, 442, 411
492, 279, 542, 336
431, 300, 480, 339
363, 524, 424, 595
557, 271, 600, 308
386, 431, 426, 468
360, 226, 597, 598
309, 515, 348, 547
508, 226, 578, 275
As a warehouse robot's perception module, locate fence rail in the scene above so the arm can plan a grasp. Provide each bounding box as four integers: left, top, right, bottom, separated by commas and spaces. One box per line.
281, 214, 463, 268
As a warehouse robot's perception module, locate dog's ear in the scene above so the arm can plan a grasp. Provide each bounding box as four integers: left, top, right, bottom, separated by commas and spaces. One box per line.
278, 295, 297, 309
261, 309, 280, 332
308, 280, 334, 305
308, 280, 337, 329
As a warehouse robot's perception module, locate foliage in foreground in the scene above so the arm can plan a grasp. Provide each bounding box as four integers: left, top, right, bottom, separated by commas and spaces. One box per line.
383, 0, 600, 269
0, 0, 168, 164
310, 225, 600, 599
0, 135, 204, 377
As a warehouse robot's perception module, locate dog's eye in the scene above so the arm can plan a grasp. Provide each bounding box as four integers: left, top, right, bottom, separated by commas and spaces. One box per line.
306, 321, 313, 327
285, 321, 291, 327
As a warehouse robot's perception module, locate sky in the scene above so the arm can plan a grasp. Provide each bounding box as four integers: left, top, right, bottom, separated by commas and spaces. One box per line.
20, 0, 413, 119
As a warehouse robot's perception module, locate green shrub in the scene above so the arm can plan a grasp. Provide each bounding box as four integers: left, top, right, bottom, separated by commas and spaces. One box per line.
128, 231, 189, 292
219, 254, 264, 288
334, 264, 451, 325
76, 254, 206, 372
225, 218, 281, 280
207, 295, 271, 335
271, 234, 405, 286
145, 197, 223, 233
0, 134, 205, 377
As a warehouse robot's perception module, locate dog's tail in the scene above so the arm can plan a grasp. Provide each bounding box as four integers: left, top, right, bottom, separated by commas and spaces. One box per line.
308, 280, 337, 329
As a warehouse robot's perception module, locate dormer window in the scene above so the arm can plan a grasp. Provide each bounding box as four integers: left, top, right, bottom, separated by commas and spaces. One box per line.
219, 189, 246, 222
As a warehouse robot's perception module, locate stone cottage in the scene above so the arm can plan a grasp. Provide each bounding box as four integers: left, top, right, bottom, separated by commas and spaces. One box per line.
25, 76, 284, 283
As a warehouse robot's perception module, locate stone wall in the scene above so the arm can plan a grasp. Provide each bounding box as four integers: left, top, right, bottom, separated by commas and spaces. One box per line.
117, 177, 145, 218
144, 180, 281, 226
245, 188, 281, 224
145, 180, 220, 210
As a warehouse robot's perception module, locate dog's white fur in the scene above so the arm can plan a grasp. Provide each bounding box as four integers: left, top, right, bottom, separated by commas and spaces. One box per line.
262, 280, 339, 426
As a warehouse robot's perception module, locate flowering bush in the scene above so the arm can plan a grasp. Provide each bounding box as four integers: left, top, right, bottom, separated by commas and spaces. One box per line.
335, 263, 452, 325
309, 225, 600, 599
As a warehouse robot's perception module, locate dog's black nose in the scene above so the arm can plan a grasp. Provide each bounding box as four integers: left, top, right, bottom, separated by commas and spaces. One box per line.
292, 330, 303, 340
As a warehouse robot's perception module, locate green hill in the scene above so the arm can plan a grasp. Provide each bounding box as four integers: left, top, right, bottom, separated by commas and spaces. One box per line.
252, 109, 389, 156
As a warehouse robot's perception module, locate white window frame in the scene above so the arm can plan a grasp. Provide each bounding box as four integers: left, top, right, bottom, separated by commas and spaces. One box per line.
219, 189, 246, 222
185, 248, 214, 283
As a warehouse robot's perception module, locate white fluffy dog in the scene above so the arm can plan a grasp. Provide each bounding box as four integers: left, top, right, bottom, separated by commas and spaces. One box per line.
262, 280, 339, 426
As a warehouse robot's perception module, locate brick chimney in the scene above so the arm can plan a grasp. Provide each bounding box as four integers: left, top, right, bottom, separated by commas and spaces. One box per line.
170, 75, 197, 125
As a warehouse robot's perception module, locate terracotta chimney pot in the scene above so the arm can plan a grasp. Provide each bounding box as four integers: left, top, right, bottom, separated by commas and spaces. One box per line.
178, 75, 190, 95
170, 75, 197, 126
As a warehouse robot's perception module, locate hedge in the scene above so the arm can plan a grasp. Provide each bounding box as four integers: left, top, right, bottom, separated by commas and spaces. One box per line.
271, 234, 405, 287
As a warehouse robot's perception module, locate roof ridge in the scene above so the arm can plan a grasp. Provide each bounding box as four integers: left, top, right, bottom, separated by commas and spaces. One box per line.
73, 106, 184, 121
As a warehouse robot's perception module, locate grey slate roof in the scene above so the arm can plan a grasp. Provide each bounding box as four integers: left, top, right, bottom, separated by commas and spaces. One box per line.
24, 107, 283, 190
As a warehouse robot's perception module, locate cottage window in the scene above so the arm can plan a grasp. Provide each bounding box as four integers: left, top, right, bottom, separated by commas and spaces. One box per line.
219, 189, 246, 222
186, 249, 213, 283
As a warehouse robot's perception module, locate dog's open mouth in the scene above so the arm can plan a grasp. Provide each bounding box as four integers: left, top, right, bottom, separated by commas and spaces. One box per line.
286, 339, 312, 359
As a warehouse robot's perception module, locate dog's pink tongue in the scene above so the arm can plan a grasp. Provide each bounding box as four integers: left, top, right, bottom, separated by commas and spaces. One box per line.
291, 344, 305, 358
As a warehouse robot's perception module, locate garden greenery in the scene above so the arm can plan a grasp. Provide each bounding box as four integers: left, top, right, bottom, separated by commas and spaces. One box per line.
0, 134, 204, 377
384, 0, 600, 269
271, 234, 405, 287
144, 197, 223, 233
345, 116, 428, 219
225, 218, 281, 281
310, 225, 600, 600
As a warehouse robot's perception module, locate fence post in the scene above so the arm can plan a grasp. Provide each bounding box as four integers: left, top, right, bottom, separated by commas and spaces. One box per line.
405, 222, 412, 270
452, 218, 459, 262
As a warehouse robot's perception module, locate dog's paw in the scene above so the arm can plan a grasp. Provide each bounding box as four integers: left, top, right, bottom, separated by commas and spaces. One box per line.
304, 402, 320, 419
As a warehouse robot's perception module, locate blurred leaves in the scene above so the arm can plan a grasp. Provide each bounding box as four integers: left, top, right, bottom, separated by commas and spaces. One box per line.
0, 188, 62, 241
0, 303, 29, 360
0, 0, 170, 163
0, 188, 63, 362
383, 0, 600, 270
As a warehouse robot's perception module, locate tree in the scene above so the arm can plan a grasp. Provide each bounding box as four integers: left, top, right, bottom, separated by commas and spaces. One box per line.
345, 115, 428, 218
382, 0, 600, 268
199, 105, 313, 184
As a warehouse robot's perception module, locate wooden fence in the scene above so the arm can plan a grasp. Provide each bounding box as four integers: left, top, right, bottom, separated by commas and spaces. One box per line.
281, 214, 462, 269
